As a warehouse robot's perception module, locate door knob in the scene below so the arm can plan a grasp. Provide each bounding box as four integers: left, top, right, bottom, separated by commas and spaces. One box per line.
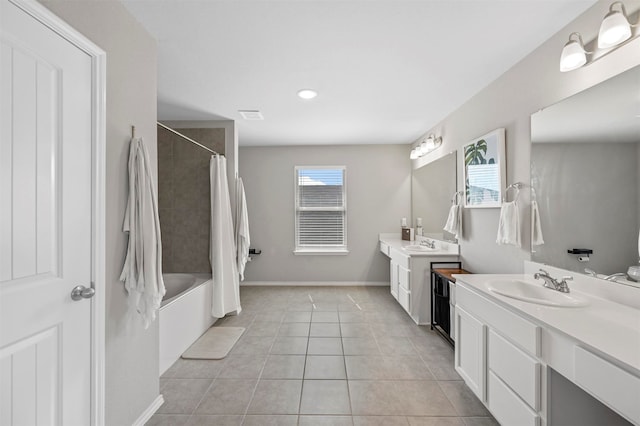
71, 285, 95, 301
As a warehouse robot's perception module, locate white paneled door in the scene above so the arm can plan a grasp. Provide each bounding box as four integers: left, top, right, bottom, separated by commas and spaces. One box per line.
0, 1, 101, 425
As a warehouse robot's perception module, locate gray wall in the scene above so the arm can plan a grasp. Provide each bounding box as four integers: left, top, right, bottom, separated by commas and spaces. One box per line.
158, 126, 225, 273
239, 145, 411, 283
412, 0, 640, 274
39, 2, 159, 425
164, 120, 239, 219
531, 142, 639, 275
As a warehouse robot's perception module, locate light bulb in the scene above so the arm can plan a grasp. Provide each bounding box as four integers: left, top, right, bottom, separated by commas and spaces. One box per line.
560, 34, 587, 72
598, 3, 632, 48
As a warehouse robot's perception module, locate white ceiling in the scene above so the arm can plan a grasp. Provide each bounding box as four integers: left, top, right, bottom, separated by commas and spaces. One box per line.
122, 0, 596, 147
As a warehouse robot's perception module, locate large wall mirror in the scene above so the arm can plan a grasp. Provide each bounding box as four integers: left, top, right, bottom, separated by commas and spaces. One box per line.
412, 151, 457, 242
531, 65, 640, 285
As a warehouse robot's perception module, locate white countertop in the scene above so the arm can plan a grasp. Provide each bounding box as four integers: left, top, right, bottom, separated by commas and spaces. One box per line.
453, 273, 640, 374
379, 234, 459, 256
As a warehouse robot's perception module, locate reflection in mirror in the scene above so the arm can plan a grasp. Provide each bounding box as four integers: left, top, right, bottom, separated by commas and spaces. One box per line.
411, 152, 457, 242
531, 65, 640, 286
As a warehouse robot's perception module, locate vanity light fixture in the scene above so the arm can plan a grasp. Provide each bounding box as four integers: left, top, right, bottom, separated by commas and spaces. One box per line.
598, 2, 634, 48
410, 133, 442, 160
297, 89, 318, 100
560, 33, 590, 72
561, 2, 638, 72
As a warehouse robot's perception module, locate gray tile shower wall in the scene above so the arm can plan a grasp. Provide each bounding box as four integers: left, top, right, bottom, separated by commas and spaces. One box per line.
158, 126, 226, 273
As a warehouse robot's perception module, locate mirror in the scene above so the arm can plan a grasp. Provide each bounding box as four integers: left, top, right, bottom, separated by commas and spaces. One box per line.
531, 65, 640, 285
411, 151, 458, 242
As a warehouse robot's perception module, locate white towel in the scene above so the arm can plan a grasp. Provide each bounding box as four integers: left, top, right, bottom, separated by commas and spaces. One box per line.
119, 137, 166, 329
443, 204, 462, 239
210, 155, 242, 318
496, 201, 521, 247
236, 177, 250, 281
531, 200, 545, 246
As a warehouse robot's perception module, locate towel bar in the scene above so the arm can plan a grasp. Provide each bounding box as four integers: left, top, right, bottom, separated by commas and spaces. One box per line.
451, 191, 463, 205
503, 182, 524, 202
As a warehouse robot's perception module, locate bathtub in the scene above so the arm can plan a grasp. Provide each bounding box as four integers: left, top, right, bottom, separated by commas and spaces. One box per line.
159, 273, 217, 375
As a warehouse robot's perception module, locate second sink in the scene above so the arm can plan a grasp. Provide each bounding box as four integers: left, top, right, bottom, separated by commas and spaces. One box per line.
487, 279, 589, 307
403, 245, 434, 252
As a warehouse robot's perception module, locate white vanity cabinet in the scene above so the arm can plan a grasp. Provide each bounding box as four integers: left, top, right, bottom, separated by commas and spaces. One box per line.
454, 274, 640, 426
455, 281, 542, 426
389, 248, 412, 313
379, 238, 458, 325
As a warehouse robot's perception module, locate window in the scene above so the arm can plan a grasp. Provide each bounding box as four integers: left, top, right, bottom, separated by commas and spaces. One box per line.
294, 166, 347, 254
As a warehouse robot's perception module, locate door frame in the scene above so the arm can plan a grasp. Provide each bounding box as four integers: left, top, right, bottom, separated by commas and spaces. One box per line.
7, 0, 107, 424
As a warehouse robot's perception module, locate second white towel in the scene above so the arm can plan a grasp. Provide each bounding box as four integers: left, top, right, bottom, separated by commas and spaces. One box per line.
443, 204, 462, 240
496, 201, 521, 247
531, 200, 544, 246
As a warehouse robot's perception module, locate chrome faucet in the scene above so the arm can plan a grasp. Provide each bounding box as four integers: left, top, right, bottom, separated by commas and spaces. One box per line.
534, 269, 573, 293
420, 239, 435, 249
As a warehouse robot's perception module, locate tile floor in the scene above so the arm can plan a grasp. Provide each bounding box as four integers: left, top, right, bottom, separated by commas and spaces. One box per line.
147, 286, 498, 426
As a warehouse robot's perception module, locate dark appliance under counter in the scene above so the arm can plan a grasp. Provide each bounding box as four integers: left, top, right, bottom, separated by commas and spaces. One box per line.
430, 262, 471, 346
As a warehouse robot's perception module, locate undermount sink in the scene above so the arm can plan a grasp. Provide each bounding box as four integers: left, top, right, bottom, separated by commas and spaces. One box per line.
486, 279, 589, 308
403, 245, 435, 252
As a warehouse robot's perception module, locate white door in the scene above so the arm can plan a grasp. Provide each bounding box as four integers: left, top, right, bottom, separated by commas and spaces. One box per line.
0, 1, 94, 425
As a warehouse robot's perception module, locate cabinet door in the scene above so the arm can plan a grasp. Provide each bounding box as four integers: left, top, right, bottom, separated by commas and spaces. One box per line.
390, 260, 399, 299
398, 285, 411, 313
455, 305, 486, 401
398, 265, 411, 291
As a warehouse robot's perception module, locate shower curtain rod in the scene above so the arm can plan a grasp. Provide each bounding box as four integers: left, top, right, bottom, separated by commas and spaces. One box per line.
157, 121, 219, 155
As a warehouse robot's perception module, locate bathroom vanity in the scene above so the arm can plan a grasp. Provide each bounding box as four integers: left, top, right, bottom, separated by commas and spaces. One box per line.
379, 234, 459, 325
453, 261, 640, 426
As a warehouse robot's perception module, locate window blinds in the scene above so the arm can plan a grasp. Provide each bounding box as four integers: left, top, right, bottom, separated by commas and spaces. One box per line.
295, 167, 346, 248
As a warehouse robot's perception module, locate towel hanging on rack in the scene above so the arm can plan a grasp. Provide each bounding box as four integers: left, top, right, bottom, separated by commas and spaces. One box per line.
236, 177, 251, 281
443, 191, 463, 239
496, 183, 524, 247
531, 187, 544, 246
120, 135, 166, 328
496, 200, 521, 247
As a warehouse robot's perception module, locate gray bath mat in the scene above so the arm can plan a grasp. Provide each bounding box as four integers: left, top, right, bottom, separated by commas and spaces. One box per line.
181, 327, 245, 360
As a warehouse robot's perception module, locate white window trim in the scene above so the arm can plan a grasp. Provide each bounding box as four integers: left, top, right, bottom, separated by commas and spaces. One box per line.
294, 165, 347, 254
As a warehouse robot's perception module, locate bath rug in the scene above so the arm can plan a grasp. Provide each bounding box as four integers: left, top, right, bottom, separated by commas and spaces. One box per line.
181, 326, 245, 360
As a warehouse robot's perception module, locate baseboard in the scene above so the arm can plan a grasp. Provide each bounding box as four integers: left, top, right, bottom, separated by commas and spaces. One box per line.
241, 281, 389, 287
132, 394, 164, 426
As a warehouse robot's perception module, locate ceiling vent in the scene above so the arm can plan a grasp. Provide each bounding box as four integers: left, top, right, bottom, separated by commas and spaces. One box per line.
238, 110, 264, 120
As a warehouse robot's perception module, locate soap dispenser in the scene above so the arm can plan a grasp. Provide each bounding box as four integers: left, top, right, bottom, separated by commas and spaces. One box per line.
416, 217, 423, 237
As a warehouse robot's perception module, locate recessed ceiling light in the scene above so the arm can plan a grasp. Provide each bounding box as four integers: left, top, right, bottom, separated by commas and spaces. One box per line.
297, 89, 318, 100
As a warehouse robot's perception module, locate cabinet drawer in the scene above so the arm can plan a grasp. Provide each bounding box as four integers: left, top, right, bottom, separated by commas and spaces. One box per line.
380, 241, 390, 256
399, 266, 411, 291
457, 284, 540, 356
390, 248, 410, 269
489, 330, 540, 410
488, 371, 539, 426
575, 346, 640, 424
398, 285, 410, 312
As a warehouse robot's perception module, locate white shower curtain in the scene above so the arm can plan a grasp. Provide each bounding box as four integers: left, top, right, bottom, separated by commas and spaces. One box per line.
210, 155, 242, 318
